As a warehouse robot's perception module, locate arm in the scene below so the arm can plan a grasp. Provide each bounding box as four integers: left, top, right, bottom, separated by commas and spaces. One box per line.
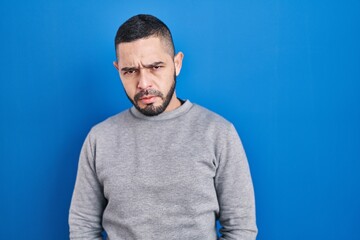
215, 124, 258, 240
69, 132, 107, 240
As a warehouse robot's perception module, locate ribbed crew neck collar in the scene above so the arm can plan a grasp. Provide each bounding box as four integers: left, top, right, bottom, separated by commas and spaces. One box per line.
129, 100, 193, 121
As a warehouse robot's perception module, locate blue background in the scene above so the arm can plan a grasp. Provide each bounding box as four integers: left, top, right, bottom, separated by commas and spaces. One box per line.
1, 1, 359, 239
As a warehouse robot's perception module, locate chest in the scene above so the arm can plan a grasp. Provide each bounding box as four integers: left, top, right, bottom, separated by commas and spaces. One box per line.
95, 130, 218, 201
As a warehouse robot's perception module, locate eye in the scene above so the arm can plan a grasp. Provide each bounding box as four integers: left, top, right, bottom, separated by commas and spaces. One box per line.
152, 66, 162, 70
123, 70, 137, 75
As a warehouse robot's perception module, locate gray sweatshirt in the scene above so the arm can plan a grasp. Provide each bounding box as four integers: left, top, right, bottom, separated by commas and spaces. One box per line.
69, 100, 257, 240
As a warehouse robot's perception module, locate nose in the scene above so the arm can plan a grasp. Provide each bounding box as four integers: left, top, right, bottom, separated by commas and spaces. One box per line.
137, 69, 152, 90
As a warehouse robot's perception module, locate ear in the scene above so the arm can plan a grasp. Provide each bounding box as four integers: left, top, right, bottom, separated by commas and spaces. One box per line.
174, 52, 184, 76
113, 61, 120, 71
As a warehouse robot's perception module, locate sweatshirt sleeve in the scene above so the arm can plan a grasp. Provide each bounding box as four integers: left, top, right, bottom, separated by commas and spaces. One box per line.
215, 124, 258, 240
69, 131, 107, 240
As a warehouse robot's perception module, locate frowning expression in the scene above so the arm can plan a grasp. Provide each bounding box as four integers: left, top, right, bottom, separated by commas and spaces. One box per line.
114, 36, 183, 116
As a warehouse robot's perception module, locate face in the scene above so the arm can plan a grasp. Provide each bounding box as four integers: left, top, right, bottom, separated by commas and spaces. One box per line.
114, 36, 184, 116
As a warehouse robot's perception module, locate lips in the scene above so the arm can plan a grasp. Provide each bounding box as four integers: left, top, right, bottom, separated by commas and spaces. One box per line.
139, 95, 157, 104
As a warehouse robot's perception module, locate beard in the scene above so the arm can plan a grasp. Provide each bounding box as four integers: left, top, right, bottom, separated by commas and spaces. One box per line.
126, 74, 177, 116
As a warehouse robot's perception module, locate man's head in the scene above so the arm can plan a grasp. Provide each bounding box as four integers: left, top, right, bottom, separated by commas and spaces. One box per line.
113, 14, 183, 116
114, 14, 175, 59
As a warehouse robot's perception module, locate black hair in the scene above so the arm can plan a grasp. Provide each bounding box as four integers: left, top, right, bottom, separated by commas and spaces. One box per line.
114, 14, 175, 57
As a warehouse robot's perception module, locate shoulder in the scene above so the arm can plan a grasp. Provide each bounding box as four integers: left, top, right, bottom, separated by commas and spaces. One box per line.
88, 108, 132, 137
190, 103, 234, 130
189, 103, 242, 157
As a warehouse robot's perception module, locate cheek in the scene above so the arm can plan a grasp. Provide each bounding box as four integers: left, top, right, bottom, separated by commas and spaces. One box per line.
121, 80, 137, 97
158, 70, 175, 86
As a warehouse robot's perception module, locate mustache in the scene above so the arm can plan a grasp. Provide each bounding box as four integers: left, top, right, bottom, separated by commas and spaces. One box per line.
134, 89, 164, 102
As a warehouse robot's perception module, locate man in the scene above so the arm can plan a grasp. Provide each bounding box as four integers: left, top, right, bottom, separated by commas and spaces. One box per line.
69, 14, 257, 240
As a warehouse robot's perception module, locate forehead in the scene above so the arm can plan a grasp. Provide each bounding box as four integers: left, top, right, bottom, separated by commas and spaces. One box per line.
117, 37, 172, 66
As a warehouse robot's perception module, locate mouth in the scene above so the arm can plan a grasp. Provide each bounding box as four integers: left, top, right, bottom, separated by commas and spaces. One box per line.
134, 89, 164, 106
139, 95, 157, 105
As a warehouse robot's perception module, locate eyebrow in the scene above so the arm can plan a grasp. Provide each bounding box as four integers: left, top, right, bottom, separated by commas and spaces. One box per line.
143, 61, 165, 68
120, 66, 138, 72
120, 61, 165, 72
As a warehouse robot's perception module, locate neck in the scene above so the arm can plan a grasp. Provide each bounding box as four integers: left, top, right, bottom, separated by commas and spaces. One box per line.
164, 93, 181, 112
